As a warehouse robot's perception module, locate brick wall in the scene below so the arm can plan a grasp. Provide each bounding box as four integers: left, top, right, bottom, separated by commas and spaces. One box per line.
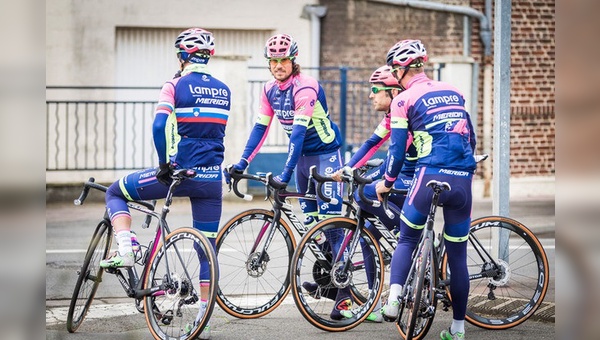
319, 0, 555, 177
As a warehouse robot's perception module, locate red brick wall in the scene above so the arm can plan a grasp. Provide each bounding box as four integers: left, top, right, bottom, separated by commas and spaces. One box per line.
318, 0, 555, 177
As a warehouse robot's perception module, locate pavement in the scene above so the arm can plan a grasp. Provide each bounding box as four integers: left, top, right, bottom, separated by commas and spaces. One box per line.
46, 192, 555, 339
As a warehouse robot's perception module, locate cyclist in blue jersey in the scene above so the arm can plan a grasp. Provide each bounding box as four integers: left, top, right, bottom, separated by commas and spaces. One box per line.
101, 28, 230, 339
224, 33, 350, 320
331, 65, 417, 323
375, 40, 476, 340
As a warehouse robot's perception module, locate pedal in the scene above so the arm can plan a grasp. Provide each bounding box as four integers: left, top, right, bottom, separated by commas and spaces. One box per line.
135, 299, 144, 314
161, 309, 173, 325
441, 299, 451, 312
104, 267, 118, 274
382, 313, 397, 322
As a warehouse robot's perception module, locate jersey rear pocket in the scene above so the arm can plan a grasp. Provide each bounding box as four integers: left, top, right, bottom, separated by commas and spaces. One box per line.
430, 133, 474, 167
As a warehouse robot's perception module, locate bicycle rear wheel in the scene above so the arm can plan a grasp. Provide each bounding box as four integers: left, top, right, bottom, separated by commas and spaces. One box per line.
290, 217, 384, 332
144, 227, 218, 340
216, 209, 296, 318
397, 237, 436, 340
441, 216, 550, 329
66, 220, 112, 333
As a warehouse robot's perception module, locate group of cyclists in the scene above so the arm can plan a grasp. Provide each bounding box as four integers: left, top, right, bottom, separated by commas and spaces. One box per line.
100, 28, 476, 340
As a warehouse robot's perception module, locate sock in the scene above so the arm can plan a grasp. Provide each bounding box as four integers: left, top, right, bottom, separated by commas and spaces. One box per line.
194, 299, 209, 326
451, 319, 465, 334
388, 284, 402, 305
116, 230, 132, 255
335, 286, 351, 302
374, 299, 382, 311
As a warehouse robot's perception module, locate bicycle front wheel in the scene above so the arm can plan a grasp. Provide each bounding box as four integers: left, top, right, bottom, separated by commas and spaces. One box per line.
66, 220, 112, 333
144, 227, 218, 340
216, 209, 296, 318
441, 216, 550, 329
290, 217, 385, 332
397, 236, 436, 340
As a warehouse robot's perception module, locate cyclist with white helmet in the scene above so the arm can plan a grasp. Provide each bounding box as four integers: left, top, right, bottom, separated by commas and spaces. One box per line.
376, 39, 476, 340
102, 27, 230, 339
329, 65, 417, 323
224, 33, 350, 320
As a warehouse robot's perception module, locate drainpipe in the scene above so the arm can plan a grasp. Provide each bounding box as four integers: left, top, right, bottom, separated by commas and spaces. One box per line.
370, 0, 491, 55
301, 5, 327, 80
370, 0, 493, 196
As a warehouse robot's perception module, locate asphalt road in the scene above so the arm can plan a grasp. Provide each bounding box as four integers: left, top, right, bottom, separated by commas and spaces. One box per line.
46, 194, 555, 339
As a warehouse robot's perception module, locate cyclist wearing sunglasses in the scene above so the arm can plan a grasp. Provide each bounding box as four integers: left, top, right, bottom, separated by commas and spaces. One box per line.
224, 34, 349, 320
375, 39, 476, 340
330, 65, 417, 323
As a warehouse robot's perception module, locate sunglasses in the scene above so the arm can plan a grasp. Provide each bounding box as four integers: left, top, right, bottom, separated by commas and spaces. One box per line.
371, 86, 399, 94
268, 57, 294, 67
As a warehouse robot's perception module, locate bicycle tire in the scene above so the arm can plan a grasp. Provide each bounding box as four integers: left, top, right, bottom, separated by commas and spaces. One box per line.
398, 237, 435, 340
216, 209, 296, 318
290, 217, 385, 332
66, 220, 112, 333
441, 216, 550, 329
144, 227, 218, 340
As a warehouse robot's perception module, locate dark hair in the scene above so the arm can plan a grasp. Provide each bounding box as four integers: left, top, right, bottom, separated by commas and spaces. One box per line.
292, 62, 301, 76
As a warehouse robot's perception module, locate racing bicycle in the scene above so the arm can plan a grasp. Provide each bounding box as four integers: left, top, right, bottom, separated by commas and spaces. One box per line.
387, 180, 549, 339
66, 169, 219, 340
290, 165, 549, 336
216, 160, 382, 319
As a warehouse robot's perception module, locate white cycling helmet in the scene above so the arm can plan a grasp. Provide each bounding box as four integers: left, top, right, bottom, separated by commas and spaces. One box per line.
386, 39, 428, 68
175, 28, 215, 55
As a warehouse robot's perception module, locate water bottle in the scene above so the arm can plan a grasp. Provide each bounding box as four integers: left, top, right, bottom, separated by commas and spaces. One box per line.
314, 231, 327, 245
304, 216, 326, 245
131, 230, 140, 253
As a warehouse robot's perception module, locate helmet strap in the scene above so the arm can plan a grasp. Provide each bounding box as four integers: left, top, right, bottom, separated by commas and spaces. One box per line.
179, 51, 210, 65
398, 68, 409, 91
397, 61, 424, 90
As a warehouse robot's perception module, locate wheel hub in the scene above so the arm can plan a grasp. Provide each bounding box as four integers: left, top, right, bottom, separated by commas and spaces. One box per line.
331, 262, 352, 288
246, 252, 269, 278
489, 259, 511, 286
165, 272, 183, 299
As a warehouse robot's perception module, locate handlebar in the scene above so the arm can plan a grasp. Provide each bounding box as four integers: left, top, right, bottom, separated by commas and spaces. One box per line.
310, 165, 412, 220
226, 165, 289, 202
310, 165, 385, 209
226, 166, 264, 201
74, 177, 157, 211
475, 154, 489, 163
362, 158, 384, 169
309, 166, 342, 205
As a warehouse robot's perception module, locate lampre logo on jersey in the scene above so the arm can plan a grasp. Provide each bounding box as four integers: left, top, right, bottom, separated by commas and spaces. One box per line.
421, 94, 461, 108
189, 84, 230, 106
274, 109, 294, 119
188, 85, 229, 97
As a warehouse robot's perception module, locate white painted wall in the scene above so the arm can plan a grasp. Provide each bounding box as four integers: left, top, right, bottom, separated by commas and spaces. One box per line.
46, 0, 318, 185
46, 0, 318, 87
430, 55, 475, 112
